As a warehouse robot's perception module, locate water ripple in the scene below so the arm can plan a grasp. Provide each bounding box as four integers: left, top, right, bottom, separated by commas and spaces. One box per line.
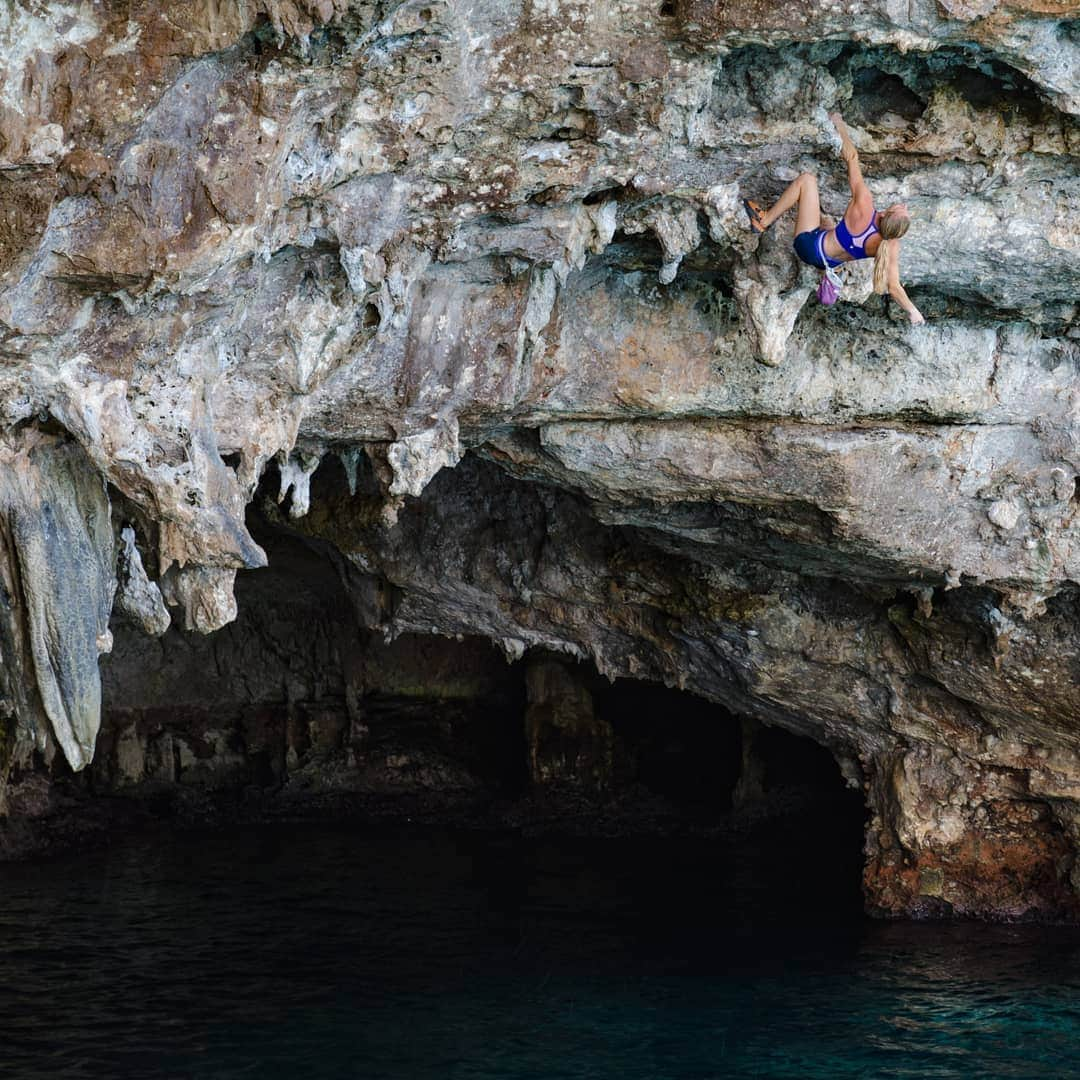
1, 822, 1078, 1079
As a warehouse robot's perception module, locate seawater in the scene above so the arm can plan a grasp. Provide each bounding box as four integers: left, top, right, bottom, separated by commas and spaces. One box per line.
1, 814, 1079, 1079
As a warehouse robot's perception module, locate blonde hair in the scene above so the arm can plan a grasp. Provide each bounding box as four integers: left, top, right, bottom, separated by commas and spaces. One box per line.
872, 211, 910, 295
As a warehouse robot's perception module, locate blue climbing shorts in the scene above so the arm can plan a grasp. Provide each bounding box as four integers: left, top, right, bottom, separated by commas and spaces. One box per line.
793, 228, 828, 269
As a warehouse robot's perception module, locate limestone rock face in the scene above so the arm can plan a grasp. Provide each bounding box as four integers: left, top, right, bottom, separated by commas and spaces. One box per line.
1, 0, 1079, 917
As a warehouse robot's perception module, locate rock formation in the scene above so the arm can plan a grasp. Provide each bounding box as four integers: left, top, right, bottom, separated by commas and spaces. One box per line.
1, 0, 1079, 918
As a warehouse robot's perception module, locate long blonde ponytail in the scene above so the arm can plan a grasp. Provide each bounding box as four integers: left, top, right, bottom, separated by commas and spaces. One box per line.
872, 211, 910, 294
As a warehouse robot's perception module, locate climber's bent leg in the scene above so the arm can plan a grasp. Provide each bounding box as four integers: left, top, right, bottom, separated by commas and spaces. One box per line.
760, 172, 822, 233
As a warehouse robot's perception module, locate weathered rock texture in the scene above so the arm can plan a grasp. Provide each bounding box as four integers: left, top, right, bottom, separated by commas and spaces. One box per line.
1, 0, 1079, 918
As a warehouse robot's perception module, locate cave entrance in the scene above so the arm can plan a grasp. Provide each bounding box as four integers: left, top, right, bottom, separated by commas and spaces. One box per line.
90, 508, 864, 904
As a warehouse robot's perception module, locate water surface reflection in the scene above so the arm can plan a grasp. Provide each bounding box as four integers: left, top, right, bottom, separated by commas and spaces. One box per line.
1, 821, 1077, 1078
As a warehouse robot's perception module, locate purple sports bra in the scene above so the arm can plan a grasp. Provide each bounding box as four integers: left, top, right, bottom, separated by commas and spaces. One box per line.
834, 211, 879, 260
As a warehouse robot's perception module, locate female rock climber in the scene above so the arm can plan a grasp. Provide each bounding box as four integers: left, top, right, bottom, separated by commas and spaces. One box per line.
743, 112, 925, 325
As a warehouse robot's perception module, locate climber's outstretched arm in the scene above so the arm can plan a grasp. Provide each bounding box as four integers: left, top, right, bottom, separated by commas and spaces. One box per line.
829, 112, 872, 206
885, 244, 925, 325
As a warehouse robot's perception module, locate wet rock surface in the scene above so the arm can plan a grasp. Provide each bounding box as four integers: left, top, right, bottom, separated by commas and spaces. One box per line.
0, 0, 1079, 917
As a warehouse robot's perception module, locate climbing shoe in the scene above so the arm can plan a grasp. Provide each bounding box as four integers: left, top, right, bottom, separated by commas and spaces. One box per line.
743, 199, 768, 234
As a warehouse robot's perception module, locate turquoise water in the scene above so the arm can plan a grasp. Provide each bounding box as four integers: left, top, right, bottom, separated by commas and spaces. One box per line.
2, 818, 1079, 1078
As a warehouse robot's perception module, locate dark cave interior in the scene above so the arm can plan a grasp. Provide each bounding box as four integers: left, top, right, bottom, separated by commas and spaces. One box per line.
1, 461, 865, 873
45, 496, 864, 851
